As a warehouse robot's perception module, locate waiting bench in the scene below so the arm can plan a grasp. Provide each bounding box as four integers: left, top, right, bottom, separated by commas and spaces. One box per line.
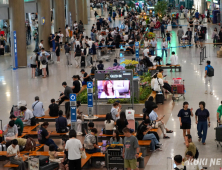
25, 131, 67, 139
157, 64, 181, 72
23, 124, 39, 133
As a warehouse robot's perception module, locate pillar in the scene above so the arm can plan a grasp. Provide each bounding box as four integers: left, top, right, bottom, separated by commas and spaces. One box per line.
66, 0, 77, 27
54, 0, 65, 42
83, 0, 88, 25
9, 0, 27, 67
37, 0, 51, 51
77, 0, 84, 23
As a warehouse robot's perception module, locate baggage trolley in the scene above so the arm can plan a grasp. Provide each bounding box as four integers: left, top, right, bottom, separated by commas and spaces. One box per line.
214, 122, 222, 149
106, 146, 124, 170
172, 79, 185, 102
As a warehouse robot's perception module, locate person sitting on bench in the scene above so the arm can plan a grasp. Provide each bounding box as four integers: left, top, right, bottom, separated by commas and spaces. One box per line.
125, 40, 135, 54
149, 105, 173, 139
104, 113, 115, 131
48, 99, 59, 117
6, 138, 36, 151
136, 119, 161, 151
9, 115, 23, 135
20, 106, 34, 126
110, 130, 123, 144
38, 121, 61, 151
84, 128, 101, 154
6, 139, 26, 170
56, 110, 68, 133
58, 82, 73, 105
3, 120, 18, 142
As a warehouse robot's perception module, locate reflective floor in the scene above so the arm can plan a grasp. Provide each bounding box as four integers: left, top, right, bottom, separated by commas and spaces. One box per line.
0, 10, 222, 170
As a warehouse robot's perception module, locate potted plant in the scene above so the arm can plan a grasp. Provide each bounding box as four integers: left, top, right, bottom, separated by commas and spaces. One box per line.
154, 1, 168, 17
120, 60, 139, 75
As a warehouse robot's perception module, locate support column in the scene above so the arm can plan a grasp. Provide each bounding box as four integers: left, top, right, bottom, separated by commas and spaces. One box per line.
83, 0, 88, 25
37, 0, 51, 51
66, 0, 77, 27
77, 0, 84, 23
9, 0, 27, 67
54, 0, 65, 42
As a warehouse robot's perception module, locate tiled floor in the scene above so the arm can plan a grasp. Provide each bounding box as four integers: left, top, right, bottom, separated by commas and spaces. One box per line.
0, 9, 222, 170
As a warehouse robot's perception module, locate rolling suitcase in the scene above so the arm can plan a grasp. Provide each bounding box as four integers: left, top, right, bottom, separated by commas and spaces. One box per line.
171, 84, 185, 94
35, 68, 42, 77
0, 48, 4, 55
156, 93, 164, 104
5, 45, 10, 53
81, 56, 85, 67
39, 162, 59, 170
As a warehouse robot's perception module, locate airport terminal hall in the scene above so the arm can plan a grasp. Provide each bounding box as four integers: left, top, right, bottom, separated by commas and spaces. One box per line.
1, 0, 222, 169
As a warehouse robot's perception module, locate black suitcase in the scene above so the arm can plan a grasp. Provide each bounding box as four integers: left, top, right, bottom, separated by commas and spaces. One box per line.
0, 48, 4, 55
39, 162, 59, 170
5, 45, 10, 53
37, 155, 49, 166
156, 93, 164, 104
215, 126, 222, 142
81, 56, 85, 67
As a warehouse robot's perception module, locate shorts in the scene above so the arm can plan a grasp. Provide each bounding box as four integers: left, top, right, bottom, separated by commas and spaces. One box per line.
180, 123, 191, 129
124, 159, 137, 169
31, 64, 37, 68
41, 64, 47, 69
167, 37, 171, 41
56, 51, 60, 56
49, 43, 53, 48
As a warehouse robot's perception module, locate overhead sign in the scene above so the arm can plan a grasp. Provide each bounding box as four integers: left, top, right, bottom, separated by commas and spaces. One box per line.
13, 31, 18, 70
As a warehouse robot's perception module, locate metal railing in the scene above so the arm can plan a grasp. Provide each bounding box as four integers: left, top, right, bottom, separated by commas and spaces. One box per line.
199, 46, 206, 65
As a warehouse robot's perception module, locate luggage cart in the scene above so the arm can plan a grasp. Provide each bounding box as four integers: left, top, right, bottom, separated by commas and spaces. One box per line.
172, 79, 185, 102
106, 146, 124, 170
180, 36, 188, 47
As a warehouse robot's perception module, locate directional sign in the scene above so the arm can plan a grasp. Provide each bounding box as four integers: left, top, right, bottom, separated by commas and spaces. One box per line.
135, 41, 139, 59
88, 93, 93, 107
87, 82, 93, 117
71, 107, 77, 122
87, 82, 93, 88
13, 31, 18, 70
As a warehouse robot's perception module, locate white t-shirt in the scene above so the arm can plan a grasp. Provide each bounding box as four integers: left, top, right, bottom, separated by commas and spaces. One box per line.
39, 43, 43, 49
111, 31, 115, 37
144, 40, 149, 48
57, 33, 64, 43
149, 56, 156, 63
75, 41, 80, 47
65, 138, 82, 160
24, 109, 34, 125
7, 145, 19, 155
125, 25, 129, 32
170, 55, 178, 65
142, 21, 146, 26
88, 40, 93, 48
104, 120, 115, 130
123, 35, 128, 41
184, 160, 203, 170
154, 78, 164, 92
99, 35, 104, 42
143, 48, 149, 57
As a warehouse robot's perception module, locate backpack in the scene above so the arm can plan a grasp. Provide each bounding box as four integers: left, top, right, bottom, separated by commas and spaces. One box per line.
174, 166, 186, 170
31, 116, 36, 126
207, 66, 214, 77
91, 66, 97, 74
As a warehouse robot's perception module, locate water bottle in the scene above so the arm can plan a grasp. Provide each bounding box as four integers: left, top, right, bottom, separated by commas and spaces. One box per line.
101, 128, 103, 134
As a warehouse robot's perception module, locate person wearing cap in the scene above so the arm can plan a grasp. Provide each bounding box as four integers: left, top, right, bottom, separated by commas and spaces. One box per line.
65, 42, 72, 66
58, 82, 73, 105
80, 69, 91, 85
72, 75, 81, 94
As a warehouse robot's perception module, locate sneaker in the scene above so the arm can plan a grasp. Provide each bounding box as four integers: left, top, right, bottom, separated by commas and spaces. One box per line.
210, 92, 213, 95
155, 148, 163, 151
157, 143, 163, 146
205, 91, 208, 94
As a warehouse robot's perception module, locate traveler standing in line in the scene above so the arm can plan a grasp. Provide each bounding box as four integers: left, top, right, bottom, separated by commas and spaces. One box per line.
178, 102, 193, 142
195, 101, 210, 145
212, 27, 219, 47
161, 38, 168, 58
58, 31, 64, 50
74, 45, 81, 68
65, 43, 72, 66
204, 60, 214, 95
185, 28, 192, 47
32, 96, 45, 117
122, 127, 140, 170
55, 39, 61, 63
65, 25, 69, 42
30, 52, 38, 78
177, 26, 184, 44
65, 130, 83, 170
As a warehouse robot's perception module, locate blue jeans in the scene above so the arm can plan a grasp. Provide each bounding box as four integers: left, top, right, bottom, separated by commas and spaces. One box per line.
137, 70, 143, 76
162, 49, 167, 58
197, 121, 208, 143
44, 138, 58, 151
143, 133, 159, 151
82, 81, 87, 86
85, 148, 101, 154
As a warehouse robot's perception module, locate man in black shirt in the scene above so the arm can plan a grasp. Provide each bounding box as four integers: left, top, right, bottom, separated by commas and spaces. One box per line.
72, 75, 81, 93
96, 19, 101, 31
55, 32, 60, 42
80, 69, 91, 85
136, 119, 161, 151
56, 110, 68, 133
58, 82, 73, 105
55, 39, 60, 63
48, 99, 59, 117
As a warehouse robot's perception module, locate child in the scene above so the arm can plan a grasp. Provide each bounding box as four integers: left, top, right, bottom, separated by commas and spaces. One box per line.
97, 60, 104, 70
77, 115, 82, 135
48, 144, 63, 169
48, 99, 59, 117
113, 59, 120, 67
166, 30, 172, 44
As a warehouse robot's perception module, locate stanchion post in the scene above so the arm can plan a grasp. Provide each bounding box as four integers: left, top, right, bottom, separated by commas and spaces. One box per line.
204, 46, 207, 58
199, 51, 202, 65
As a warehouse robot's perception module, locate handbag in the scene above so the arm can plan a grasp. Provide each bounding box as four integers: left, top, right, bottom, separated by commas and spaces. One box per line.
81, 150, 87, 159
151, 121, 158, 128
